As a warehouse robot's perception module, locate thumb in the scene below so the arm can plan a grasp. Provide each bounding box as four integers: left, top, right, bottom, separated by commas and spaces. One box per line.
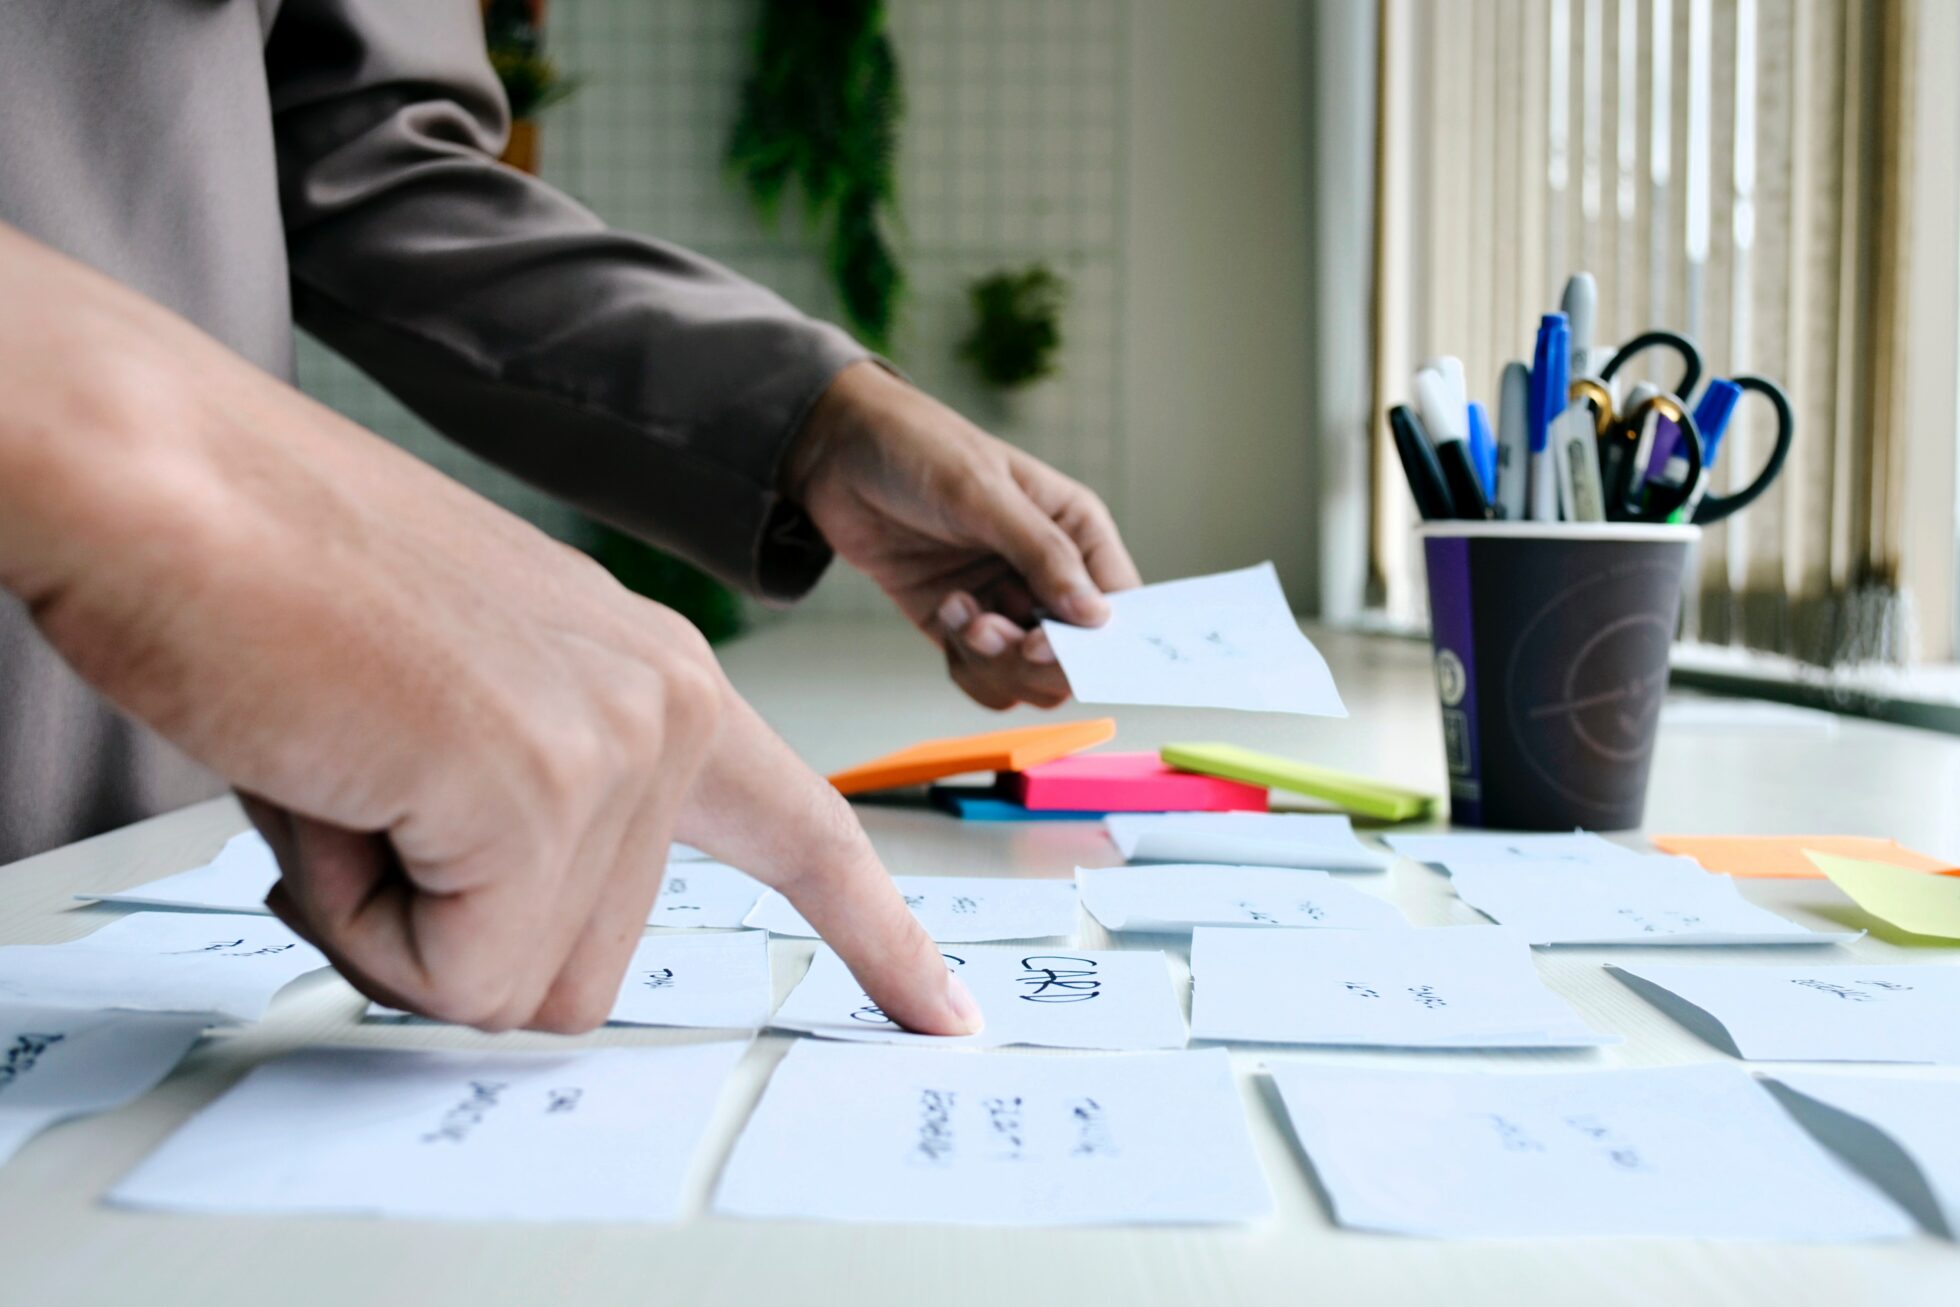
968, 479, 1109, 628
675, 686, 983, 1036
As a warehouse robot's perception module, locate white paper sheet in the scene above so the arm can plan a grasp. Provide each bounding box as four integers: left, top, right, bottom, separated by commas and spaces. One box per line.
0, 913, 328, 1023
1040, 563, 1346, 716
110, 1041, 748, 1222
1189, 925, 1614, 1048
1268, 1062, 1913, 1239
369, 931, 772, 1030
1610, 961, 1960, 1063
668, 841, 711, 862
773, 945, 1185, 1050
714, 1041, 1270, 1225
0, 1007, 207, 1168
1078, 864, 1408, 933
744, 875, 1077, 942
1104, 812, 1388, 871
1447, 858, 1855, 946
1383, 830, 1638, 871
1761, 1072, 1960, 1238
648, 860, 766, 929
77, 830, 278, 914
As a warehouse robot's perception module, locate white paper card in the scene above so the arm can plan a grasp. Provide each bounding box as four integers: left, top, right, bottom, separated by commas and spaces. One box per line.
1040, 563, 1346, 716
668, 841, 711, 862
370, 931, 772, 1030
714, 1041, 1270, 1225
1447, 858, 1853, 946
1190, 926, 1613, 1048
77, 830, 278, 914
1269, 1062, 1912, 1239
649, 860, 766, 929
1610, 962, 1960, 1063
0, 913, 328, 1023
745, 875, 1077, 942
111, 1042, 748, 1222
1078, 864, 1408, 933
1105, 812, 1387, 871
1762, 1072, 1960, 1238
1384, 830, 1637, 871
773, 945, 1185, 1050
0, 1007, 207, 1168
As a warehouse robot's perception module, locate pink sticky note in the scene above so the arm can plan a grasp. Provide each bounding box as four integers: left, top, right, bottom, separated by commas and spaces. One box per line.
1009, 752, 1268, 813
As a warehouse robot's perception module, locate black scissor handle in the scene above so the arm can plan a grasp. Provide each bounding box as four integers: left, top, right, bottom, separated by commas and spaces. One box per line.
1621, 394, 1702, 523
1691, 375, 1795, 525
1599, 329, 1704, 404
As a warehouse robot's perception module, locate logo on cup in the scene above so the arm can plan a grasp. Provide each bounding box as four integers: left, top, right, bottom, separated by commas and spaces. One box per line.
1434, 649, 1467, 707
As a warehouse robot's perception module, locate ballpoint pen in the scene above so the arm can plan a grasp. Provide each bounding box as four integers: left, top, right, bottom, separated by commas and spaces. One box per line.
1415, 367, 1491, 519
1389, 404, 1455, 521
1467, 401, 1498, 505
1495, 361, 1530, 520
1561, 273, 1598, 378
1528, 313, 1570, 521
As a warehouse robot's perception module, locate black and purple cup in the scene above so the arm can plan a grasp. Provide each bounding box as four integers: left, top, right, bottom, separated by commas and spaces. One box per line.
1419, 522, 1699, 831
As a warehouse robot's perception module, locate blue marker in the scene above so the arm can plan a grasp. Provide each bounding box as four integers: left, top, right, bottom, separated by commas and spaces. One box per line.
1692, 378, 1743, 468
1527, 312, 1570, 521
1467, 401, 1498, 503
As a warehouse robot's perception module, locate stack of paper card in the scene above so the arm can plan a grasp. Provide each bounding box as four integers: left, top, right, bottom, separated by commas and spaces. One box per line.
1650, 834, 1959, 879
1009, 752, 1266, 813
369, 931, 772, 1030
1445, 856, 1853, 946
110, 1043, 748, 1222
1159, 742, 1438, 822
1761, 1072, 1960, 1238
1039, 563, 1346, 716
1610, 962, 1960, 1063
1384, 830, 1637, 871
1268, 1063, 1912, 1239
1077, 864, 1409, 933
745, 875, 1077, 942
826, 719, 1115, 796
1808, 851, 1960, 941
0, 1007, 208, 1169
714, 1042, 1271, 1225
773, 946, 1185, 1050
0, 913, 328, 1023
1189, 926, 1613, 1048
1105, 812, 1388, 871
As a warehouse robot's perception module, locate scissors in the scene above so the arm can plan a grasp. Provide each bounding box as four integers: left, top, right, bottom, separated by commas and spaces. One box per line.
1681, 374, 1795, 525
1598, 328, 1703, 401
1568, 375, 1704, 524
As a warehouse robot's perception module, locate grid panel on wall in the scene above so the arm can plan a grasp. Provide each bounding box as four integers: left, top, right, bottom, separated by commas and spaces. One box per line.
295, 0, 1131, 618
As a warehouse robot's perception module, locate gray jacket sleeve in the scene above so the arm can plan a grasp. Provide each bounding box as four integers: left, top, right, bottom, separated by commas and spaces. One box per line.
265, 0, 858, 601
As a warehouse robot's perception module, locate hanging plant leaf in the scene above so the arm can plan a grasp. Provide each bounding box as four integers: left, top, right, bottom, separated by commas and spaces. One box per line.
959, 264, 1068, 389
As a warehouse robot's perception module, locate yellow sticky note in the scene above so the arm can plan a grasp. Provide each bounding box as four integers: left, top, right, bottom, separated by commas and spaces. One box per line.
1807, 850, 1960, 941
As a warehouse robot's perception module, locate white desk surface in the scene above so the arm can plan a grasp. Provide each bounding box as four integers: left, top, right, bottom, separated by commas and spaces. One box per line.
5, 618, 1959, 1306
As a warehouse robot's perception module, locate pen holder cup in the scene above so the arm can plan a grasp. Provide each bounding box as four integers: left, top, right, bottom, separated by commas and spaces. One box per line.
1417, 522, 1699, 831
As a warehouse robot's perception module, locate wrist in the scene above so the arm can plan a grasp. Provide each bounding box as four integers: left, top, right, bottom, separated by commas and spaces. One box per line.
780, 358, 899, 502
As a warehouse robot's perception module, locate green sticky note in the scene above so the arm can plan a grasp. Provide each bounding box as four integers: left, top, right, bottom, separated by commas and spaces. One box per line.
1160, 743, 1438, 824
1807, 850, 1960, 941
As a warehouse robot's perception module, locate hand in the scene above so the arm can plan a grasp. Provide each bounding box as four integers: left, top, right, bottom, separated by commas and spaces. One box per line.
785, 362, 1140, 709
0, 225, 979, 1037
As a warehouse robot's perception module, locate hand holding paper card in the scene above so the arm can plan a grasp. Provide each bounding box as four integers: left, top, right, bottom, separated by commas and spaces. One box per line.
774, 945, 1184, 1049
0, 913, 328, 1023
0, 1007, 207, 1169
1077, 864, 1409, 933
648, 860, 766, 928
77, 830, 279, 914
1105, 812, 1388, 871
1761, 1072, 1960, 1238
110, 1043, 748, 1222
1808, 851, 1960, 941
1189, 925, 1614, 1048
1446, 858, 1853, 946
370, 932, 772, 1030
1040, 563, 1346, 716
714, 1042, 1271, 1226
745, 875, 1077, 942
1610, 962, 1960, 1063
1268, 1063, 1912, 1239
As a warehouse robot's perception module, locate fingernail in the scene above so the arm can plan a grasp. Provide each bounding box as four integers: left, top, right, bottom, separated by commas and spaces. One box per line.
945, 973, 985, 1035
1024, 629, 1057, 664
937, 593, 978, 633
1060, 589, 1107, 626
966, 623, 1008, 657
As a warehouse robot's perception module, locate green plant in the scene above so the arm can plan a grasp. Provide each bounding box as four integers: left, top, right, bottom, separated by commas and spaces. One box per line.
959, 265, 1068, 389
727, 0, 904, 352
584, 524, 746, 645
484, 0, 579, 120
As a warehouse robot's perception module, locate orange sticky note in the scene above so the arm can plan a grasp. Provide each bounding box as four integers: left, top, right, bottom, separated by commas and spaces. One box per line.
1651, 834, 1960, 879
827, 719, 1116, 796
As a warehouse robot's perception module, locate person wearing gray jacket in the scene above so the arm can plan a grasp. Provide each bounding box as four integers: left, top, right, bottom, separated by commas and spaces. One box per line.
0, 1, 1138, 1036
